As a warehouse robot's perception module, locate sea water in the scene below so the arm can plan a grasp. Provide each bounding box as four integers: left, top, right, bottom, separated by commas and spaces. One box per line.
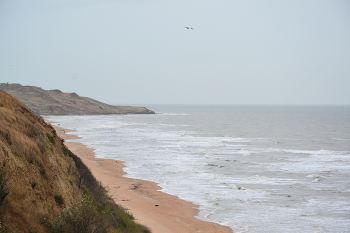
47, 105, 350, 233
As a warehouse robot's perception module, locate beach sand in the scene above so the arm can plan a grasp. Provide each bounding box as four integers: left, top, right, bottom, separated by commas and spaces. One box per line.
50, 122, 233, 233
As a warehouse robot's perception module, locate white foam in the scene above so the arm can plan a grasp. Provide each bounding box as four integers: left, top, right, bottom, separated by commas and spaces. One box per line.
46, 112, 350, 233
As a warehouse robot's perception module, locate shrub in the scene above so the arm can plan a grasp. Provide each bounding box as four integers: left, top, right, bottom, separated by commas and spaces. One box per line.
31, 182, 37, 189
0, 221, 7, 233
46, 195, 109, 233
46, 133, 55, 144
61, 145, 74, 158
0, 171, 9, 206
52, 143, 142, 232
40, 167, 47, 178
54, 194, 64, 206
46, 194, 151, 233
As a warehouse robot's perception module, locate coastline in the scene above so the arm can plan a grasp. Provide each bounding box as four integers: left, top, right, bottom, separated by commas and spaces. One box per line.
49, 121, 233, 233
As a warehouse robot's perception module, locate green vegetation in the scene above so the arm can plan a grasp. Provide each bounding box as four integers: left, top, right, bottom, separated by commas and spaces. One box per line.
46, 194, 150, 233
0, 222, 6, 233
46, 133, 55, 144
62, 145, 74, 158
59, 146, 151, 233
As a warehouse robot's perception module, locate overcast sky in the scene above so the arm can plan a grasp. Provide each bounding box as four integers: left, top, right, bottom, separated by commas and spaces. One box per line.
1, 0, 349, 105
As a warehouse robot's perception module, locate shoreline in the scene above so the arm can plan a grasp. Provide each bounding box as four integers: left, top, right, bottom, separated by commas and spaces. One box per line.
48, 120, 233, 233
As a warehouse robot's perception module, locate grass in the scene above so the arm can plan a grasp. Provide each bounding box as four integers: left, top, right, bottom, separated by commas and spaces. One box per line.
63, 147, 152, 232
0, 90, 152, 233
46, 133, 55, 144
46, 193, 151, 233
0, 222, 6, 233
61, 145, 74, 158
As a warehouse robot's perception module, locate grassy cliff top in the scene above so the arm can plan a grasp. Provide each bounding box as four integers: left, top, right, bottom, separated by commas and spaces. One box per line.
0, 83, 154, 115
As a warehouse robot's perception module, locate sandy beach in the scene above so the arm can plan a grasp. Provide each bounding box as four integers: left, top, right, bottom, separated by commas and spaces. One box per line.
50, 122, 233, 233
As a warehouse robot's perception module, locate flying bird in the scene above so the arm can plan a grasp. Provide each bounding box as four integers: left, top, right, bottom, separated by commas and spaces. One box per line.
184, 27, 194, 30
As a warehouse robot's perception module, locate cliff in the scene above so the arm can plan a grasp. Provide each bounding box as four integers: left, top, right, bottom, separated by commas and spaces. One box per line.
0, 83, 155, 115
0, 89, 150, 233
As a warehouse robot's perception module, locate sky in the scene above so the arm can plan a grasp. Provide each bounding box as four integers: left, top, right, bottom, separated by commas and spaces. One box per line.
1, 0, 350, 105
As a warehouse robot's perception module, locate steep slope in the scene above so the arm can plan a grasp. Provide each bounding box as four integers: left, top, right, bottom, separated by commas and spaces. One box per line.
0, 83, 155, 115
0, 90, 150, 233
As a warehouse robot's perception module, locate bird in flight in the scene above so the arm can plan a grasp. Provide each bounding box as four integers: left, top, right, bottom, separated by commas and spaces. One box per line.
184, 27, 194, 30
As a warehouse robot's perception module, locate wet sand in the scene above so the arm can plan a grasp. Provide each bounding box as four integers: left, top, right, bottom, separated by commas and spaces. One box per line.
50, 122, 233, 233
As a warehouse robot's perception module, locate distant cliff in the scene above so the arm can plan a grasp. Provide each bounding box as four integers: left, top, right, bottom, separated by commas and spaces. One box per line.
0, 83, 155, 115
0, 89, 150, 233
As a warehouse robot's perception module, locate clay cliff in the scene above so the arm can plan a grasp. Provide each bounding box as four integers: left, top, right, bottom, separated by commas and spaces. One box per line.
0, 89, 150, 233
0, 83, 155, 115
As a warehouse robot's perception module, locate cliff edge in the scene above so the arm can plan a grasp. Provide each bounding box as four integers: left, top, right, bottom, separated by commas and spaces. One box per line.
0, 83, 155, 115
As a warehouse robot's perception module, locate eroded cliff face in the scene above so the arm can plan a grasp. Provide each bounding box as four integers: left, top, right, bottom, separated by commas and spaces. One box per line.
0, 90, 150, 233
0, 83, 155, 115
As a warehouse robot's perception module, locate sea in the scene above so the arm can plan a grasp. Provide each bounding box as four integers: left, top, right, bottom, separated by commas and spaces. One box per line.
47, 105, 350, 233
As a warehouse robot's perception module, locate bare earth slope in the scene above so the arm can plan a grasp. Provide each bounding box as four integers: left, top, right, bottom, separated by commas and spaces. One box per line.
0, 83, 154, 115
